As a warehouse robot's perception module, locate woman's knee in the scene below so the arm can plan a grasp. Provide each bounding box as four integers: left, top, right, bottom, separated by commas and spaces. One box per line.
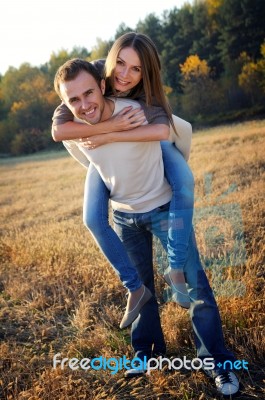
83, 206, 110, 239
83, 210, 94, 231
170, 172, 194, 204
83, 207, 99, 233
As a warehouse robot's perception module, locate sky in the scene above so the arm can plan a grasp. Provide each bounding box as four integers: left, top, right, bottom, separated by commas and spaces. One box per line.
0, 0, 189, 76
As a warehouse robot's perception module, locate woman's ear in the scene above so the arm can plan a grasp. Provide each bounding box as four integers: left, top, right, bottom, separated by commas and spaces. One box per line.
100, 79, 106, 95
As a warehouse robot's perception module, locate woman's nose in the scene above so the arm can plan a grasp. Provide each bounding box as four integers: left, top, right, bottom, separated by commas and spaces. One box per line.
120, 67, 129, 78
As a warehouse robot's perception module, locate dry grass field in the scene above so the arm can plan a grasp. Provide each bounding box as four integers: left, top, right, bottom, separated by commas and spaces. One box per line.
0, 119, 264, 399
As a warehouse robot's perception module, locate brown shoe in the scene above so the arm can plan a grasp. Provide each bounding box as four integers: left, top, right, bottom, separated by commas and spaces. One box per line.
120, 285, 152, 329
164, 268, 190, 309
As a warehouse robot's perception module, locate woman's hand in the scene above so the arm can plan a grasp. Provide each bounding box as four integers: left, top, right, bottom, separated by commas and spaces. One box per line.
80, 134, 112, 149
106, 106, 146, 131
79, 106, 147, 148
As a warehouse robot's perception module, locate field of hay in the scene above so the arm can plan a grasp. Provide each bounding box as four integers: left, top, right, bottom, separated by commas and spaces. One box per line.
0, 119, 264, 399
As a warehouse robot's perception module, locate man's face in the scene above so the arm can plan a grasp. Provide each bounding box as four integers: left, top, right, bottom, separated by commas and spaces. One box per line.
59, 70, 107, 124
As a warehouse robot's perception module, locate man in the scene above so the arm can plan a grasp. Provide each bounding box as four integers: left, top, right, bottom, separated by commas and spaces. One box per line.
53, 58, 240, 397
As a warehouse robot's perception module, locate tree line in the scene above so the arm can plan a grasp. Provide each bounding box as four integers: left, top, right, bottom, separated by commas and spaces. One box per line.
0, 0, 264, 156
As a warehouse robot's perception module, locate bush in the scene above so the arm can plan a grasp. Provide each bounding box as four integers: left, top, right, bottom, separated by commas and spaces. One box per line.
10, 128, 54, 156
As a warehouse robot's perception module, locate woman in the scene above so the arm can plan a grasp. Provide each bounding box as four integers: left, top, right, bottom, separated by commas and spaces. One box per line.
52, 32, 194, 327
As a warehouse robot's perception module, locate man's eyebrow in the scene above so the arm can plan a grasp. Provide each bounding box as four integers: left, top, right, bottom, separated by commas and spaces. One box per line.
69, 96, 78, 103
68, 88, 93, 103
118, 56, 141, 69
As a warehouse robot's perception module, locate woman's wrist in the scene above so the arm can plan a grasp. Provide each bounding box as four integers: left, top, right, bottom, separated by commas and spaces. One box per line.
104, 132, 116, 143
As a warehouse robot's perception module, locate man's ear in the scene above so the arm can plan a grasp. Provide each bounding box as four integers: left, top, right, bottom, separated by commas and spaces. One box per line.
100, 79, 106, 95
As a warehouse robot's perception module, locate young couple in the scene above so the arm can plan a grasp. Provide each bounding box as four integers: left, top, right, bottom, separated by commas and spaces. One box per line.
52, 32, 240, 397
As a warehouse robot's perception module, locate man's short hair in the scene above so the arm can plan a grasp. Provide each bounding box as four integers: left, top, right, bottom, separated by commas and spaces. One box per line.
54, 58, 102, 98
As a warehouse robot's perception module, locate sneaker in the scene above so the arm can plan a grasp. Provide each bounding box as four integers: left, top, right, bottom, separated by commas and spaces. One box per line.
204, 369, 240, 397
120, 285, 152, 329
164, 267, 190, 309
124, 367, 146, 378
215, 371, 240, 396
124, 353, 164, 378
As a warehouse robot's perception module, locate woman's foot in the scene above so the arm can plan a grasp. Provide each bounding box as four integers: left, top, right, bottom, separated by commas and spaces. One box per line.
164, 268, 190, 309
120, 285, 152, 329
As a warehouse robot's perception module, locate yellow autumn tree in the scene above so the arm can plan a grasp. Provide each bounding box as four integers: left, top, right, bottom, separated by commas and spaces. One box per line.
180, 55, 225, 119
206, 0, 222, 16
238, 44, 265, 105
180, 55, 210, 82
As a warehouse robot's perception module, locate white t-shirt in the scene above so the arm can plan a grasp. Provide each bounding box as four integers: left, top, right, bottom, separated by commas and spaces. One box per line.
63, 97, 172, 213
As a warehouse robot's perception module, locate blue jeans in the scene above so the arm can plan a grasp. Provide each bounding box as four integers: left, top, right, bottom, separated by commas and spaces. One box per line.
160, 142, 194, 270
113, 203, 235, 363
83, 143, 194, 291
83, 163, 142, 292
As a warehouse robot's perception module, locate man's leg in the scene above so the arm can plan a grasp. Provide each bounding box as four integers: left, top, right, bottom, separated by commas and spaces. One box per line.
146, 203, 235, 363
147, 204, 239, 395
113, 209, 166, 362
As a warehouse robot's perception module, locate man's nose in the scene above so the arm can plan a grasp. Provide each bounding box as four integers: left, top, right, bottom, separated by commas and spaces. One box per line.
81, 98, 89, 109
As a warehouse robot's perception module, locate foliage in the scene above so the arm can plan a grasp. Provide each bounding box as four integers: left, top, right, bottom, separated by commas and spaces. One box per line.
180, 55, 226, 118
10, 128, 53, 156
136, 13, 164, 53
114, 22, 135, 40
0, 0, 265, 155
238, 44, 265, 104
88, 38, 111, 61
217, 0, 265, 65
180, 55, 210, 81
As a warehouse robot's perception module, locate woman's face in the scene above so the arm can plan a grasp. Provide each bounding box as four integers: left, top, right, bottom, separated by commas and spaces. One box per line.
114, 47, 142, 92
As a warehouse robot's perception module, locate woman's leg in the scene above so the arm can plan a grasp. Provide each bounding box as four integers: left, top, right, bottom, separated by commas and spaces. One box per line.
83, 164, 142, 291
83, 164, 151, 328
160, 141, 195, 307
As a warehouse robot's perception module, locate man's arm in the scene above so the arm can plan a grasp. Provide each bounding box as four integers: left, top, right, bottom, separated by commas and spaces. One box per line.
168, 115, 192, 161
63, 141, 90, 169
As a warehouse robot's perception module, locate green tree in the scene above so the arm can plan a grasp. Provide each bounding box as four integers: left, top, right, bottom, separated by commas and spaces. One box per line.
191, 0, 222, 76
136, 13, 164, 53
217, 0, 265, 68
8, 73, 57, 130
10, 128, 52, 156
88, 38, 111, 61
0, 63, 41, 110
114, 23, 134, 40
41, 49, 75, 83
0, 63, 58, 155
161, 5, 197, 90
0, 119, 18, 154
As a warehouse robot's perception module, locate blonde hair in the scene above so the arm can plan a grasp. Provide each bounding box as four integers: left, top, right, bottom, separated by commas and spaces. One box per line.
105, 32, 177, 134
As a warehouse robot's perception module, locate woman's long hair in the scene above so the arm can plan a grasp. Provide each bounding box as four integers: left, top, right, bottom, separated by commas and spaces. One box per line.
105, 32, 177, 134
